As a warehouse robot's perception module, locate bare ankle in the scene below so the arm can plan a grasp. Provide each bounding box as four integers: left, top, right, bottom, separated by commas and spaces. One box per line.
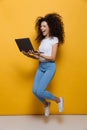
55, 97, 60, 103
44, 101, 50, 107
43, 101, 48, 106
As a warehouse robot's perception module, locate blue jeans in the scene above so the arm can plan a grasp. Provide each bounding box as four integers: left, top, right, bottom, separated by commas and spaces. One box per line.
33, 61, 56, 103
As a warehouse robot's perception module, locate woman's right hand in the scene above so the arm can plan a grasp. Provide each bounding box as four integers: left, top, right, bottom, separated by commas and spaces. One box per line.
22, 50, 40, 59
22, 50, 33, 55
22, 51, 28, 55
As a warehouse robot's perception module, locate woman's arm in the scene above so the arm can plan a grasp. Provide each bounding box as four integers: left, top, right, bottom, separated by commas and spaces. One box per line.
40, 43, 58, 61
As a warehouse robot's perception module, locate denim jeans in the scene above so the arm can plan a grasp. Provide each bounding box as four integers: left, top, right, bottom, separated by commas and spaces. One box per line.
33, 61, 56, 103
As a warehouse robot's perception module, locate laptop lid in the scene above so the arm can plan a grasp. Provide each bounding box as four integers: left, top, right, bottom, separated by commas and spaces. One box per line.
15, 38, 34, 52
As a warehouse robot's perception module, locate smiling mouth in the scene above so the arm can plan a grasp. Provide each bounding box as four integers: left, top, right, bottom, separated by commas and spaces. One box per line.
42, 30, 46, 33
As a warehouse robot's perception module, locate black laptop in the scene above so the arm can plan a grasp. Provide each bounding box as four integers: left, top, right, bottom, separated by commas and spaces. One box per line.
15, 38, 43, 53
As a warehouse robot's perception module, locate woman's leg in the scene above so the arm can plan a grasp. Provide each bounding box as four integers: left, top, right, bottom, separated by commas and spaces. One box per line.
33, 62, 64, 114
33, 68, 46, 103
36, 62, 56, 101
35, 63, 64, 113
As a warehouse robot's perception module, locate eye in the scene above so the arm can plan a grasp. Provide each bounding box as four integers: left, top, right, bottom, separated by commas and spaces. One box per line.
43, 25, 46, 28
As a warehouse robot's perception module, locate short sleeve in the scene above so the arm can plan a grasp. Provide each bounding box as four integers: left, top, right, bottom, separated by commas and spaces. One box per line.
51, 37, 59, 46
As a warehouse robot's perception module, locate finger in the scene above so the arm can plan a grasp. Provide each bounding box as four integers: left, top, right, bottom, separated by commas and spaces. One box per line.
22, 51, 25, 53
31, 50, 34, 53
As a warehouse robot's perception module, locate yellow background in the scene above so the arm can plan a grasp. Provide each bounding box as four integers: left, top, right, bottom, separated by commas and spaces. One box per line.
0, 0, 87, 115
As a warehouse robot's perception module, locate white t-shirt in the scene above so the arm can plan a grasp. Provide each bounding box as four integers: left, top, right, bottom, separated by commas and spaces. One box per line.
39, 37, 59, 62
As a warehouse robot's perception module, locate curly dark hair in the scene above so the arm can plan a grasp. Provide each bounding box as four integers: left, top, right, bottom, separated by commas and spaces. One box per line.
35, 13, 65, 44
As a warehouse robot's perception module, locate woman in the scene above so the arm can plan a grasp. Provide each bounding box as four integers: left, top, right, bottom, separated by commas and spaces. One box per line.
22, 13, 65, 117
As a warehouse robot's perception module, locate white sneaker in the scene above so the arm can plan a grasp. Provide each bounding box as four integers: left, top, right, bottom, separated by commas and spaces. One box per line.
44, 102, 51, 117
58, 97, 64, 112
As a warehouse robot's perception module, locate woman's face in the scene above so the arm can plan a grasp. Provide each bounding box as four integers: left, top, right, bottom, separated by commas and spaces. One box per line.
40, 21, 50, 38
